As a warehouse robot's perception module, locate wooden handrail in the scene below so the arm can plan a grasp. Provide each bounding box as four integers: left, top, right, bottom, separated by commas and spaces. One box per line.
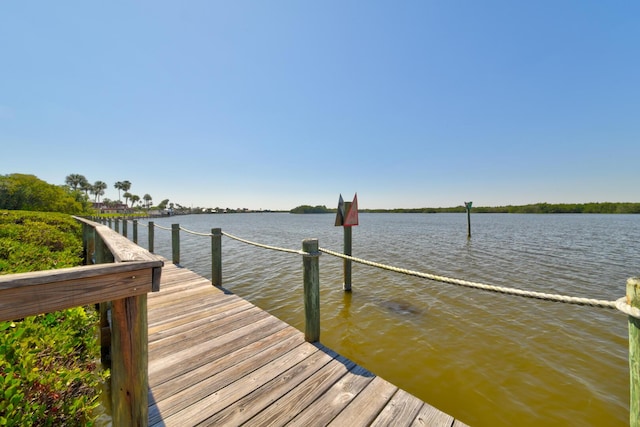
0, 261, 161, 322
74, 216, 162, 426
0, 216, 163, 427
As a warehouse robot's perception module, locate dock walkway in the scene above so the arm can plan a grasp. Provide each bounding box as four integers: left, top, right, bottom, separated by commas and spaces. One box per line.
147, 261, 468, 426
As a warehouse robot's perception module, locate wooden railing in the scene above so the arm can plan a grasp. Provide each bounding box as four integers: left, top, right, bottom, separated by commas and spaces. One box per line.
0, 217, 163, 427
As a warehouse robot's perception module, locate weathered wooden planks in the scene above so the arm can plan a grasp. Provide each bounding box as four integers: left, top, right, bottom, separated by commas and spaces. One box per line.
147, 262, 467, 426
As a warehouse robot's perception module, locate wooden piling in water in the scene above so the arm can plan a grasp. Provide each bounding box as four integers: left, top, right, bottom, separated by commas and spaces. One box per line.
343, 225, 352, 291
628, 277, 640, 427
303, 238, 320, 343
343, 201, 353, 291
122, 218, 128, 238
172, 223, 180, 265
211, 228, 222, 287
465, 201, 472, 238
133, 220, 138, 244
148, 221, 155, 253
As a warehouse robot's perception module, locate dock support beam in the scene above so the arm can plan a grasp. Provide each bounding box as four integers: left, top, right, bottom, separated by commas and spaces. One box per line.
110, 294, 149, 427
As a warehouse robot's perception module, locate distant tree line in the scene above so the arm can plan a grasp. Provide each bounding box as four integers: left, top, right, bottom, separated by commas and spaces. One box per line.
291, 202, 640, 214
0, 173, 166, 215
65, 174, 155, 210
290, 205, 332, 214
0, 174, 90, 214
361, 202, 640, 214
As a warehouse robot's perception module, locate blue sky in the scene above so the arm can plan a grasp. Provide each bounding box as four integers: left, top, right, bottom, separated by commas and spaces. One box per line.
1, 1, 638, 210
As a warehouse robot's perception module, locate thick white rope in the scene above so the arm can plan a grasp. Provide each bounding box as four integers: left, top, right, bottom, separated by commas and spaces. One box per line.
120, 221, 637, 316
318, 247, 621, 310
179, 226, 212, 237
221, 231, 306, 255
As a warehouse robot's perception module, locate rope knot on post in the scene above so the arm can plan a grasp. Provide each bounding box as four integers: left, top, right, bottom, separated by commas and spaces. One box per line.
616, 296, 640, 320
302, 248, 321, 258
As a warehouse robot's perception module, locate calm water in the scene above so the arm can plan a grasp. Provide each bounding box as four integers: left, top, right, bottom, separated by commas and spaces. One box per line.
132, 213, 638, 427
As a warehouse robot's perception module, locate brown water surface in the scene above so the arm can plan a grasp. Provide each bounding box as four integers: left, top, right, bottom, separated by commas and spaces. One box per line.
138, 213, 637, 427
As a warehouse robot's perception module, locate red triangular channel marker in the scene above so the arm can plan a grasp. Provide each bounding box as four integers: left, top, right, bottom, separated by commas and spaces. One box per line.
344, 194, 358, 227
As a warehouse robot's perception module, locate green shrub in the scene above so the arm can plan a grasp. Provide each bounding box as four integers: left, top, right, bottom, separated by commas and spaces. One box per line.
0, 210, 105, 426
0, 211, 83, 274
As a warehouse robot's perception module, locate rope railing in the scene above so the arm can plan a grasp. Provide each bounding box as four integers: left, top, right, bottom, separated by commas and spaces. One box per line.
221, 230, 306, 255
318, 247, 619, 310
125, 220, 637, 316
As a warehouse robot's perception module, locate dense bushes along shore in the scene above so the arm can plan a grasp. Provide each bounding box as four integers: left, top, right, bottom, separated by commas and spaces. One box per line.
0, 210, 105, 426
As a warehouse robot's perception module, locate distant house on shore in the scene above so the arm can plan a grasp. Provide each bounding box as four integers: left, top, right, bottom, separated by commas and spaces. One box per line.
93, 202, 129, 214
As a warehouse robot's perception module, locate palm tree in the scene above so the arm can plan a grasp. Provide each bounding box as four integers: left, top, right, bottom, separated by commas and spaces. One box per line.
143, 194, 152, 209
92, 181, 107, 203
114, 181, 123, 202
80, 180, 92, 198
130, 194, 140, 209
114, 180, 132, 204
65, 173, 88, 191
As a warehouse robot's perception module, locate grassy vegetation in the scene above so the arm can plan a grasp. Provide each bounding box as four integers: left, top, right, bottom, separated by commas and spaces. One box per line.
0, 210, 105, 426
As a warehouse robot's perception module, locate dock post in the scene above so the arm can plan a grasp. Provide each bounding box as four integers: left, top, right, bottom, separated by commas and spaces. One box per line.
82, 222, 95, 265
114, 218, 120, 233
133, 220, 138, 244
108, 217, 112, 229
343, 225, 352, 291
172, 223, 180, 265
628, 277, 640, 427
302, 238, 321, 343
110, 294, 149, 427
343, 200, 353, 291
94, 232, 114, 367
465, 201, 472, 238
148, 221, 155, 253
211, 228, 222, 286
122, 218, 128, 238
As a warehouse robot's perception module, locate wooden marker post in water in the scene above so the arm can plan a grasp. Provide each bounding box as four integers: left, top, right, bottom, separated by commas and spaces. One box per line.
335, 194, 359, 291
627, 277, 640, 427
465, 201, 473, 238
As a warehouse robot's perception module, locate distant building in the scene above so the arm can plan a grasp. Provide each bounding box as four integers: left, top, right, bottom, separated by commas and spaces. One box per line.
93, 202, 129, 214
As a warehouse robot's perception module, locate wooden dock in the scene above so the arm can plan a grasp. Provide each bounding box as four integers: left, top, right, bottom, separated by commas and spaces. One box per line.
147, 261, 468, 426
